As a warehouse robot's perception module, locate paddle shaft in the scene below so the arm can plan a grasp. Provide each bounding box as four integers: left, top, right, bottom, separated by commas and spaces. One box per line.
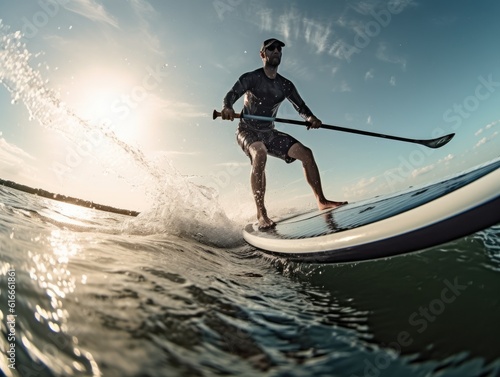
212, 110, 454, 149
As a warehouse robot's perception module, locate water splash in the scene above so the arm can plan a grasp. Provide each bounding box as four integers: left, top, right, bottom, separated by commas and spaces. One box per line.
0, 20, 239, 244
0, 21, 163, 182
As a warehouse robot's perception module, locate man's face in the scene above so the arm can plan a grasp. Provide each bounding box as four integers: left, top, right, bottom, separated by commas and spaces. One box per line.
261, 43, 282, 67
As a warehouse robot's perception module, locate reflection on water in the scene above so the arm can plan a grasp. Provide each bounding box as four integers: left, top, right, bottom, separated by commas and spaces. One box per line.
1, 225, 100, 377
476, 225, 500, 272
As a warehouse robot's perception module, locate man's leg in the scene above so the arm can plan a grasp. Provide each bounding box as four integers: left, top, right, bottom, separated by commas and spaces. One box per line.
248, 141, 275, 229
288, 143, 347, 210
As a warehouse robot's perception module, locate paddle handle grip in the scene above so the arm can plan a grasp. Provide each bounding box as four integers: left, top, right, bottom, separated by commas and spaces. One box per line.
212, 109, 242, 120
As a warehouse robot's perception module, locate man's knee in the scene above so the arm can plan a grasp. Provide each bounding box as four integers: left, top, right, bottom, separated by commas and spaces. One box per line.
249, 142, 267, 163
302, 145, 313, 158
291, 143, 314, 162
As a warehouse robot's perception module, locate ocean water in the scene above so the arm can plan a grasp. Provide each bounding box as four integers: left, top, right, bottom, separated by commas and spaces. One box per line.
1, 184, 500, 377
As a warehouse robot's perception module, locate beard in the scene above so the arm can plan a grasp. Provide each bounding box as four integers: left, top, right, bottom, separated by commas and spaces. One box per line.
266, 55, 281, 67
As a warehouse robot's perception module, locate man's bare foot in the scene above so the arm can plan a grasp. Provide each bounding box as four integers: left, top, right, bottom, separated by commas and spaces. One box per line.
317, 200, 348, 211
257, 215, 276, 230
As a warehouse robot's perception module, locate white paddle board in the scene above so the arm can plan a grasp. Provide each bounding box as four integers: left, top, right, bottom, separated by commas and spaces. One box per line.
243, 159, 500, 263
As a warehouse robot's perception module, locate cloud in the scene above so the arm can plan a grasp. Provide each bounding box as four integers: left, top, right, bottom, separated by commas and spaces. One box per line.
128, 0, 163, 56
152, 150, 200, 158
149, 94, 207, 119
0, 136, 38, 180
332, 79, 352, 93
485, 120, 499, 129
0, 136, 35, 162
367, 115, 372, 125
342, 176, 378, 198
303, 18, 332, 53
349, 0, 418, 16
257, 8, 273, 32
63, 0, 119, 28
349, 1, 378, 15
256, 6, 336, 57
474, 120, 499, 147
339, 80, 352, 92
216, 161, 247, 168
411, 164, 435, 178
276, 7, 301, 41
254, 2, 417, 68
441, 154, 454, 162
43, 34, 71, 48
284, 58, 314, 81
410, 155, 454, 179
365, 69, 374, 80
474, 131, 498, 148
389, 76, 396, 86
376, 42, 407, 70
147, 150, 199, 167
328, 40, 353, 60
58, 0, 164, 57
476, 119, 499, 136
129, 0, 156, 16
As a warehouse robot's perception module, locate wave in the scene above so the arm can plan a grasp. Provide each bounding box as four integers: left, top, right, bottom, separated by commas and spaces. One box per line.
473, 224, 500, 271
120, 182, 246, 248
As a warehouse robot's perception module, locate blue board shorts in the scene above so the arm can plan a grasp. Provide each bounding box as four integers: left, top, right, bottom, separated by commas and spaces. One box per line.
236, 126, 299, 164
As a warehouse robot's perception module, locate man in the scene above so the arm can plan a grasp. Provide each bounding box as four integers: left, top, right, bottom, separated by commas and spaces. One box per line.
221, 38, 346, 229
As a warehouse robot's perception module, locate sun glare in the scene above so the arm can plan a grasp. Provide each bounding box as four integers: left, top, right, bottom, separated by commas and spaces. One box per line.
67, 68, 157, 144
68, 69, 128, 116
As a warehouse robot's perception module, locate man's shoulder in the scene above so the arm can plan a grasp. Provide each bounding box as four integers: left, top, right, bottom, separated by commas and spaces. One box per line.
276, 73, 295, 88
276, 72, 291, 81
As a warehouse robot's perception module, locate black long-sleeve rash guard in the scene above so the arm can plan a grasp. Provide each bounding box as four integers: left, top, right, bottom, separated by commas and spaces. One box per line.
223, 68, 314, 131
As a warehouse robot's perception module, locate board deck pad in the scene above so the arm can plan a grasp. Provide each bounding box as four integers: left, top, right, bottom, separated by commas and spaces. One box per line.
244, 159, 500, 263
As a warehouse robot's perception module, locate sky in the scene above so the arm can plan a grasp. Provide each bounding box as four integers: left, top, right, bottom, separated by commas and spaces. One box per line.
0, 0, 499, 216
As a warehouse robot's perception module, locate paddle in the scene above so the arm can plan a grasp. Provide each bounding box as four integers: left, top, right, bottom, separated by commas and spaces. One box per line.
212, 110, 455, 149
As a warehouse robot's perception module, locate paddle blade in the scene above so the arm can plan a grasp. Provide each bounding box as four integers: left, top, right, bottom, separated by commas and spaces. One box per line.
425, 133, 455, 149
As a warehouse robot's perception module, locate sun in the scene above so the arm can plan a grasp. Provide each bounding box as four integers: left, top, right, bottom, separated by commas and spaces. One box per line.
66, 67, 153, 143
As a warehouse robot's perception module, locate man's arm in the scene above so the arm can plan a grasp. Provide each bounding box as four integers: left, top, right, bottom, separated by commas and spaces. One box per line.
287, 83, 322, 129
222, 73, 252, 120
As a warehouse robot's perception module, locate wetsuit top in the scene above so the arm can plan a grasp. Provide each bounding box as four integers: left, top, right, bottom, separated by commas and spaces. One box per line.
223, 68, 314, 131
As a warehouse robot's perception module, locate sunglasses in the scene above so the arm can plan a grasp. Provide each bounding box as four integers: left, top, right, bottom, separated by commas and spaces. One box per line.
266, 44, 282, 52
